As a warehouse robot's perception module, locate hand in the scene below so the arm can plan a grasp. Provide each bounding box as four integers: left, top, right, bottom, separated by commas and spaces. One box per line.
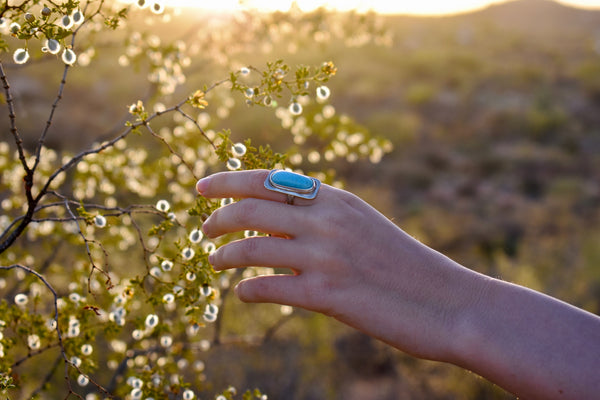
197, 169, 483, 362
197, 169, 600, 399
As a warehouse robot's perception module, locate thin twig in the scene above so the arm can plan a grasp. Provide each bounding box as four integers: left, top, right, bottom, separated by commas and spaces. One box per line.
0, 61, 31, 174
62, 198, 113, 294
33, 57, 70, 172
144, 120, 198, 180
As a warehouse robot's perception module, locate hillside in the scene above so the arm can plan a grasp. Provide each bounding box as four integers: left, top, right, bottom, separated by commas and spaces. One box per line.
465, 0, 600, 34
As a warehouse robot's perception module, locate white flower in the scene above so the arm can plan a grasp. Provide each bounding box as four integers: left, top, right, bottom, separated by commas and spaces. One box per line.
130, 388, 143, 399
160, 260, 173, 271
9, 22, 20, 34
14, 293, 28, 306
70, 356, 82, 367
244, 88, 255, 98
68, 325, 80, 338
162, 293, 174, 303
47, 318, 57, 330
132, 329, 144, 340
189, 228, 203, 243
202, 312, 217, 322
94, 215, 106, 228
240, 67, 250, 76
81, 343, 93, 355
220, 198, 233, 207
72, 9, 84, 25
205, 303, 218, 315
203, 242, 216, 255
160, 335, 172, 347
150, 1, 165, 14
156, 199, 170, 212
200, 285, 212, 297
289, 102, 303, 116
173, 285, 184, 296
231, 143, 247, 157
127, 376, 143, 388
186, 272, 196, 281
60, 14, 73, 29
45, 39, 61, 55
145, 314, 159, 328
27, 334, 41, 350
316, 85, 331, 101
226, 157, 241, 170
182, 247, 195, 260
62, 48, 77, 65
77, 374, 89, 387
182, 389, 195, 400
13, 48, 30, 65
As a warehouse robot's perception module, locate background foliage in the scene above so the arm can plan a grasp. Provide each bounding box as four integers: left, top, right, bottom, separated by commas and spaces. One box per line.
0, 0, 599, 399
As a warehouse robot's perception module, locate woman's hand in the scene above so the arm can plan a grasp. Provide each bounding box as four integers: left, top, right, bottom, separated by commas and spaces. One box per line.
197, 169, 484, 362
197, 169, 600, 400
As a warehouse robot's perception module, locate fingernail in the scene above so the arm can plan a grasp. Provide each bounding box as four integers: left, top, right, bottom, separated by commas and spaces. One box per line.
196, 177, 211, 194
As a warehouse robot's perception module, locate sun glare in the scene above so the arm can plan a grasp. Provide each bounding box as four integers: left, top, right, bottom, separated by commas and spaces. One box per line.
160, 0, 600, 14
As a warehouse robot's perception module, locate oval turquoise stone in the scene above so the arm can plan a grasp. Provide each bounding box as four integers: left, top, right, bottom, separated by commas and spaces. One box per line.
271, 170, 314, 191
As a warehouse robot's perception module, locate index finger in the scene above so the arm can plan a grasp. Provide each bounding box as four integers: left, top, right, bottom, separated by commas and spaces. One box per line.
196, 169, 284, 201
197, 169, 325, 205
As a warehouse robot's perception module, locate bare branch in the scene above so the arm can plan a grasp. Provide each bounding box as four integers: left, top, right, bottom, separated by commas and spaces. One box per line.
0, 61, 31, 174
33, 57, 70, 172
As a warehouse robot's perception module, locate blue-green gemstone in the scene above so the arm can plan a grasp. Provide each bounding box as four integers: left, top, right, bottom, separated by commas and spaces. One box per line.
271, 170, 314, 191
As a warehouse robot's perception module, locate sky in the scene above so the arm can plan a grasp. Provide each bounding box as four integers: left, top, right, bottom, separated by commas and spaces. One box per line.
160, 0, 600, 15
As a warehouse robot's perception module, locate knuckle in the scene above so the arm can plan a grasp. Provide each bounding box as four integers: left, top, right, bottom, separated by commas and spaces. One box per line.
232, 199, 260, 226
238, 238, 260, 261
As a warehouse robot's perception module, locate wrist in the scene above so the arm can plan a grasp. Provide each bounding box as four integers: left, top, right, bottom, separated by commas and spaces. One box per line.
440, 266, 496, 366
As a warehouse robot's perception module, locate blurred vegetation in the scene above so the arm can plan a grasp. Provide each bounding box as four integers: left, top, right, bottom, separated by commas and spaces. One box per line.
2, 0, 599, 398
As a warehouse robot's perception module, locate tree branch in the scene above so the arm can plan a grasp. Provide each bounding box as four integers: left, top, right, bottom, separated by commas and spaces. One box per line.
0, 61, 31, 174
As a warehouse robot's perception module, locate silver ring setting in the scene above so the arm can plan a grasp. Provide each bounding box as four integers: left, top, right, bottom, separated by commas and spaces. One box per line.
264, 169, 321, 204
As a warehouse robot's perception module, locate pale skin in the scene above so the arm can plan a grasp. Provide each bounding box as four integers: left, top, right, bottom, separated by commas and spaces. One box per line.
196, 169, 600, 400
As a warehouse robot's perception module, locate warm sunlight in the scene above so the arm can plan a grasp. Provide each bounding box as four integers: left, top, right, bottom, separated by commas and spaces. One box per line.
158, 0, 600, 14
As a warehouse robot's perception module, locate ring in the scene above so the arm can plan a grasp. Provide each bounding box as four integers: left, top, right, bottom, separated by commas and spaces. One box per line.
264, 169, 321, 205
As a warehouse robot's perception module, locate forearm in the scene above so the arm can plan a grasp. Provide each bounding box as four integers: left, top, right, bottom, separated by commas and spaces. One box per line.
450, 274, 600, 399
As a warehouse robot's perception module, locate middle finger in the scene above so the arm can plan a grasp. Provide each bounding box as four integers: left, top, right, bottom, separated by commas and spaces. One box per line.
203, 198, 311, 239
